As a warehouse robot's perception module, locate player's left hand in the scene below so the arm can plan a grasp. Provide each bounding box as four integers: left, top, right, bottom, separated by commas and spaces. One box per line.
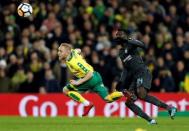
70, 80, 80, 86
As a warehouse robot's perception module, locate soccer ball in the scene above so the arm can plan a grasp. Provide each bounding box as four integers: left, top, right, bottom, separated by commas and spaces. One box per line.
17, 3, 33, 17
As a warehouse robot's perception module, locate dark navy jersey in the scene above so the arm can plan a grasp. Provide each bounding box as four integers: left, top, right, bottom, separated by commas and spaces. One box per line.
118, 39, 147, 73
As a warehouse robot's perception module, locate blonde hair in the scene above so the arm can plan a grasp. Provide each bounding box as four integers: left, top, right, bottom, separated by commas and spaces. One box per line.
60, 43, 72, 51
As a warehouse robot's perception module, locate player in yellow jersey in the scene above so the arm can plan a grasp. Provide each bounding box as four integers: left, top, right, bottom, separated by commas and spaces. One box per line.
58, 43, 124, 116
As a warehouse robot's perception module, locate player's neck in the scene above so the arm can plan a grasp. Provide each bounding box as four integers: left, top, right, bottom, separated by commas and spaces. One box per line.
66, 51, 72, 61
60, 58, 66, 64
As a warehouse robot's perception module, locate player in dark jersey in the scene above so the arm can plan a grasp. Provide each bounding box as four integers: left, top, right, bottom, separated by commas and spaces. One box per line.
114, 29, 177, 124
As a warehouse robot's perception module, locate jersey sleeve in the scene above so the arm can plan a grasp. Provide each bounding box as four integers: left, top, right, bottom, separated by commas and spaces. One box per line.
128, 39, 147, 50
119, 69, 127, 82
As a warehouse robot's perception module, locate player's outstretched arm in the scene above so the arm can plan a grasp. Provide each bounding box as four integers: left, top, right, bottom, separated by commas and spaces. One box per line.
75, 48, 81, 54
114, 69, 127, 91
78, 71, 93, 84
70, 71, 93, 86
129, 39, 147, 50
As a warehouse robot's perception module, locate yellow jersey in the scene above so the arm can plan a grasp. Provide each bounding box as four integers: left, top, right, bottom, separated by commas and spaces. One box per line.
66, 49, 94, 78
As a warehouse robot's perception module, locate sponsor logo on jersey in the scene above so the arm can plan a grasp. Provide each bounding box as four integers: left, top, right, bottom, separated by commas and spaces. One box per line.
123, 55, 132, 62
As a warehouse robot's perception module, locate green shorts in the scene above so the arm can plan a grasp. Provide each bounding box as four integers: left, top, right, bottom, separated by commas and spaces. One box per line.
63, 71, 108, 99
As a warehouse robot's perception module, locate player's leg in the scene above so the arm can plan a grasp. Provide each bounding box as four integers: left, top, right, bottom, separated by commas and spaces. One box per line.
122, 79, 156, 124
91, 72, 123, 102
121, 72, 139, 102
93, 83, 123, 102
136, 86, 177, 119
137, 86, 169, 109
63, 84, 94, 116
125, 99, 156, 124
122, 80, 138, 102
135, 68, 177, 119
63, 84, 90, 106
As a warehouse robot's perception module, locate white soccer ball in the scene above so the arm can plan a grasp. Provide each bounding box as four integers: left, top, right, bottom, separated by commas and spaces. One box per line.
17, 3, 33, 17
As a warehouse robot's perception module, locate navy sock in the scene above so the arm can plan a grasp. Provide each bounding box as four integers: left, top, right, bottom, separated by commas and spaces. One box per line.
125, 101, 152, 122
142, 95, 170, 110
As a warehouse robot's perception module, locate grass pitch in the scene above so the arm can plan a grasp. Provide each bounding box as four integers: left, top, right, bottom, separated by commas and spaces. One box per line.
0, 116, 188, 131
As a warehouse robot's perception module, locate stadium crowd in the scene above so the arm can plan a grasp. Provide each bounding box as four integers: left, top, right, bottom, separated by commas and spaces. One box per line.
0, 0, 189, 93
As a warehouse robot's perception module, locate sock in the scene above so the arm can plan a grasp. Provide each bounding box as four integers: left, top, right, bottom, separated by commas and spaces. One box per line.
125, 101, 152, 122
142, 95, 170, 110
109, 91, 123, 101
83, 100, 90, 106
68, 91, 90, 106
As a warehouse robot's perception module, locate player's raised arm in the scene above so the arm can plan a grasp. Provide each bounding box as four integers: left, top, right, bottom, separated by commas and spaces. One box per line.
128, 39, 147, 50
75, 48, 81, 54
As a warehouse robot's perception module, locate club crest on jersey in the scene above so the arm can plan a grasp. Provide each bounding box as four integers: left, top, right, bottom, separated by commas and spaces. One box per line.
125, 49, 128, 53
123, 55, 132, 62
137, 78, 143, 87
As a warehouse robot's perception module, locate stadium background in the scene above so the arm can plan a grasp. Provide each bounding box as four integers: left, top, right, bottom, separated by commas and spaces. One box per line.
0, 0, 189, 131
0, 0, 189, 93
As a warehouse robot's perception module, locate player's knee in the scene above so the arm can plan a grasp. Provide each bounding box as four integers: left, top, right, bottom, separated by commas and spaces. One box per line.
104, 96, 113, 103
62, 86, 69, 95
137, 86, 147, 99
125, 99, 133, 106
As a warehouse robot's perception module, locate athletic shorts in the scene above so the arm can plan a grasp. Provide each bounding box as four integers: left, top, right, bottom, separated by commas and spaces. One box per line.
63, 71, 109, 99
126, 67, 152, 91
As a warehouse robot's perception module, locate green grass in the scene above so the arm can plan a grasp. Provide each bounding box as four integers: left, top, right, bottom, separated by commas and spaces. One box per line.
0, 116, 188, 131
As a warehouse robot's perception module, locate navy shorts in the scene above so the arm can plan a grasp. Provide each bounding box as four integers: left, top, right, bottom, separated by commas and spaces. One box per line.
125, 67, 152, 91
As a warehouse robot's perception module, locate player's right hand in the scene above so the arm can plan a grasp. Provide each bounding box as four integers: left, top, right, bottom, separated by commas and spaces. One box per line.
70, 80, 80, 86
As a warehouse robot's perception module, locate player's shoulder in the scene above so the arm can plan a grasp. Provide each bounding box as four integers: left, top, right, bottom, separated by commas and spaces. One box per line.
71, 49, 81, 56
128, 38, 143, 45
128, 38, 139, 42
67, 49, 82, 61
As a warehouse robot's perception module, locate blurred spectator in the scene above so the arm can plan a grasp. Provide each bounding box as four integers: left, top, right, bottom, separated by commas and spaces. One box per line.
7, 54, 18, 78
159, 69, 176, 92
0, 48, 6, 59
18, 71, 39, 93
183, 73, 189, 92
3, 15, 20, 44
151, 57, 166, 92
96, 33, 111, 51
0, 62, 11, 92
53, 61, 68, 87
29, 51, 42, 73
42, 12, 60, 32
174, 35, 185, 60
0, 59, 7, 69
5, 38, 15, 55
43, 69, 60, 92
173, 61, 187, 91
21, 36, 32, 58
93, 0, 106, 21
11, 68, 26, 91
183, 50, 189, 72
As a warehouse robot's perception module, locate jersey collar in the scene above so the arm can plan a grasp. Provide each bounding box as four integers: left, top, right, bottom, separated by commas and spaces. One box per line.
66, 50, 73, 61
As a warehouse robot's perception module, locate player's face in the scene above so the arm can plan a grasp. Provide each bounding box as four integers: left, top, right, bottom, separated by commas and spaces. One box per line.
58, 46, 68, 61
114, 30, 127, 47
